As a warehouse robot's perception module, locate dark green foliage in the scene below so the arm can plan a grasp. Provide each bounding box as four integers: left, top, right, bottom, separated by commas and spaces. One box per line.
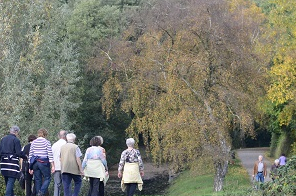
262, 156, 296, 195
72, 71, 131, 165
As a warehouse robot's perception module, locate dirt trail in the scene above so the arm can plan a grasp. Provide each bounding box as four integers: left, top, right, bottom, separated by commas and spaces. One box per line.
236, 147, 272, 182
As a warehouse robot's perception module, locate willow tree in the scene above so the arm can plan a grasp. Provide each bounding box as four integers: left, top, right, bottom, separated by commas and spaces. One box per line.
0, 0, 81, 141
98, 0, 265, 191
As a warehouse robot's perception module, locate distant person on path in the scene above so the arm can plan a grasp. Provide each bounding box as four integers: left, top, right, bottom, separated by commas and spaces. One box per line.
20, 134, 37, 196
0, 126, 22, 196
252, 155, 267, 183
29, 128, 55, 196
118, 138, 144, 196
82, 136, 108, 196
52, 130, 67, 196
270, 159, 280, 182
60, 133, 83, 196
279, 153, 287, 166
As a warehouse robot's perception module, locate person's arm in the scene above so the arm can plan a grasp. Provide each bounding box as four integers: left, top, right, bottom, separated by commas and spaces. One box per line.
47, 141, 55, 173
82, 148, 89, 170
98, 148, 108, 171
76, 147, 83, 175
118, 150, 126, 178
264, 162, 267, 177
252, 162, 256, 177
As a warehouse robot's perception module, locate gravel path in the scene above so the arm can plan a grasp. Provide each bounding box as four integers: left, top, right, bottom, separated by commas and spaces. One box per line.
236, 147, 272, 182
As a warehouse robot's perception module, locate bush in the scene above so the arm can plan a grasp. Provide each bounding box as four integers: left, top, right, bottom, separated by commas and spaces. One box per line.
261, 156, 296, 195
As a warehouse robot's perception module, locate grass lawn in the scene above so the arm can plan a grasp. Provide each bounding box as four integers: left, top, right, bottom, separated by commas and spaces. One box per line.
165, 159, 253, 196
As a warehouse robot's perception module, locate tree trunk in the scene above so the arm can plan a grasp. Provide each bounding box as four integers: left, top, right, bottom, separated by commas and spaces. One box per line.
213, 159, 228, 191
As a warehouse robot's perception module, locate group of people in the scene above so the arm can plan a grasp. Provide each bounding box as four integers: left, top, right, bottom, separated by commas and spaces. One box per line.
0, 126, 144, 196
253, 153, 287, 185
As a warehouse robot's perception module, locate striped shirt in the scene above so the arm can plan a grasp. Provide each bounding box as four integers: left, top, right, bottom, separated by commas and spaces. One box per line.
29, 137, 54, 162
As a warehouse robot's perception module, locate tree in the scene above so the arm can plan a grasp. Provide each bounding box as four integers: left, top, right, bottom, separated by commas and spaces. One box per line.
97, 0, 265, 191
258, 0, 296, 156
0, 0, 81, 141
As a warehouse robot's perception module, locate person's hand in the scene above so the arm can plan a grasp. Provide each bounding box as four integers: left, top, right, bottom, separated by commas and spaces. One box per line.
140, 171, 144, 177
105, 171, 109, 176
80, 171, 84, 176
29, 169, 34, 175
118, 172, 122, 178
51, 166, 55, 174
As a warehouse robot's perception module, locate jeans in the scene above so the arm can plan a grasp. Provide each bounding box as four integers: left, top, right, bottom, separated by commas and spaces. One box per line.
33, 161, 51, 195
88, 177, 104, 196
4, 176, 16, 196
53, 171, 62, 196
256, 172, 264, 183
126, 183, 137, 196
62, 173, 82, 196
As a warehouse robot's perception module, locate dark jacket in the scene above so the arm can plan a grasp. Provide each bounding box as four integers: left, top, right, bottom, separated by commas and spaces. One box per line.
20, 143, 31, 172
0, 134, 22, 178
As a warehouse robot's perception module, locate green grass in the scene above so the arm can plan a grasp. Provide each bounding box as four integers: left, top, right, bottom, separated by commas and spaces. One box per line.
165, 159, 252, 196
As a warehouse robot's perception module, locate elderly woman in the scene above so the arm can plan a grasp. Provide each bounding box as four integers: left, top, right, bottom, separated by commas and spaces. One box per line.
82, 136, 108, 196
29, 128, 55, 196
118, 138, 144, 196
270, 159, 280, 181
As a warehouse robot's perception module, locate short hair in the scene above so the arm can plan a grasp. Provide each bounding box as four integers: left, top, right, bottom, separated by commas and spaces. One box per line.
275, 159, 279, 164
58, 130, 67, 139
10, 126, 20, 134
126, 138, 135, 147
28, 135, 37, 142
90, 136, 103, 146
37, 128, 48, 138
66, 133, 76, 142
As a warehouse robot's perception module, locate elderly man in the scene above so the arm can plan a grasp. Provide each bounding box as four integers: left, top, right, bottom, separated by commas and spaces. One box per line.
0, 126, 22, 196
60, 133, 83, 196
253, 155, 267, 183
52, 130, 67, 196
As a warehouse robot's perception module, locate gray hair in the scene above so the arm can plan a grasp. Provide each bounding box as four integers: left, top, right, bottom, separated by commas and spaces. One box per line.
275, 159, 279, 164
96, 136, 104, 145
66, 133, 76, 142
126, 138, 135, 147
10, 126, 20, 134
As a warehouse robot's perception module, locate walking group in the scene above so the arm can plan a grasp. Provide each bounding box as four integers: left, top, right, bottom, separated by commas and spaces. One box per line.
252, 153, 287, 188
0, 126, 144, 196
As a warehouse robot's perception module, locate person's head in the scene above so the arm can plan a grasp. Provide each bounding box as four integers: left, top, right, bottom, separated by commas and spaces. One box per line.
58, 130, 67, 140
37, 128, 48, 138
28, 135, 37, 143
10, 125, 20, 135
258, 155, 263, 162
281, 153, 285, 157
66, 133, 76, 143
274, 159, 279, 165
90, 136, 103, 147
126, 138, 135, 148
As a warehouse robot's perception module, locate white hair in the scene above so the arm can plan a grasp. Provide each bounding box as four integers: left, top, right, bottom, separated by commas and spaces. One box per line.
275, 159, 279, 164
96, 136, 103, 145
126, 138, 135, 147
10, 126, 20, 134
66, 133, 76, 142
